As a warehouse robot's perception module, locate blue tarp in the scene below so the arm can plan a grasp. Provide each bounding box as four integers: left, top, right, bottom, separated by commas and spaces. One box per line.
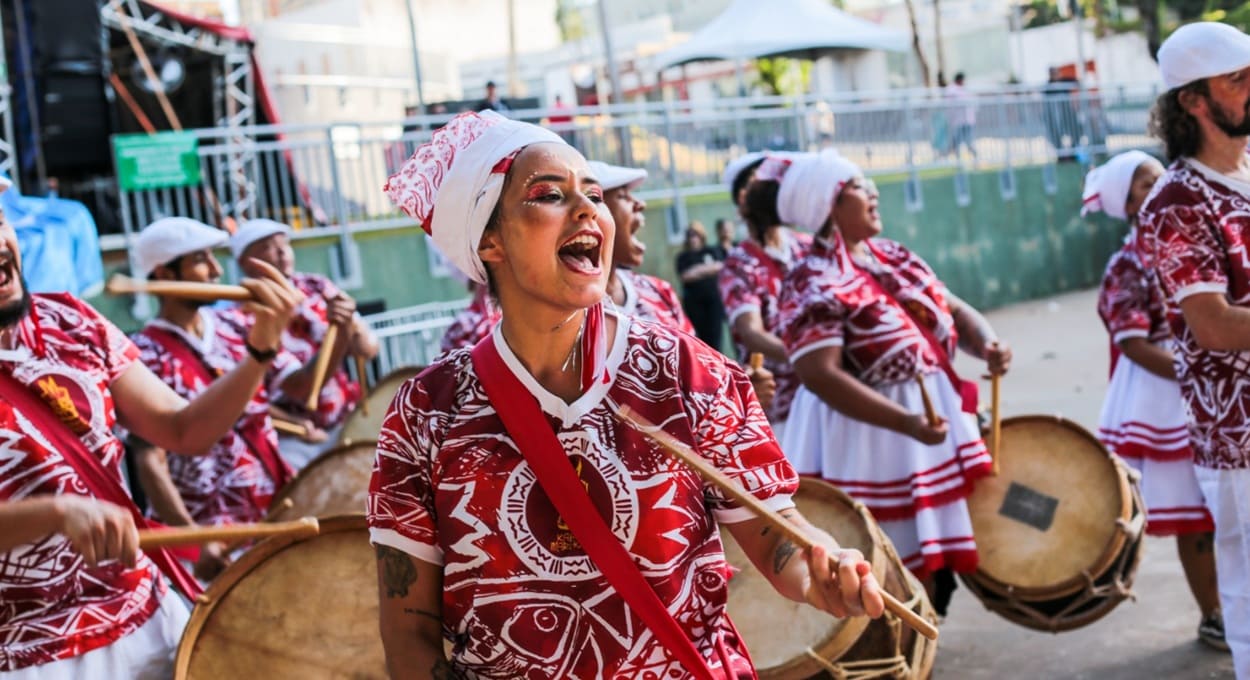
7, 181, 104, 298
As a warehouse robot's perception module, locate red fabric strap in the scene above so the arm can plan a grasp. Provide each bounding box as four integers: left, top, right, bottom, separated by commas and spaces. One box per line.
0, 369, 203, 600
469, 336, 718, 680
142, 326, 294, 489
853, 246, 978, 413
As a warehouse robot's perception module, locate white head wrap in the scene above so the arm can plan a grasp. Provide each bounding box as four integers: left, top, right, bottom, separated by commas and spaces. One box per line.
383, 111, 566, 284
1158, 21, 1250, 90
723, 152, 766, 196
776, 150, 862, 232
1081, 150, 1157, 221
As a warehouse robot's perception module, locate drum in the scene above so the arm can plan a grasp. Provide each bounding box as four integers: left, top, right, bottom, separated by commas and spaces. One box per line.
724, 478, 938, 679
959, 415, 1145, 632
175, 516, 386, 679
267, 440, 376, 522
337, 365, 424, 446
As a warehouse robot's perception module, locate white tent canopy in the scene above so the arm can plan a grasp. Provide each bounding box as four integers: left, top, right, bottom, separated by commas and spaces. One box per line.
652, 0, 908, 70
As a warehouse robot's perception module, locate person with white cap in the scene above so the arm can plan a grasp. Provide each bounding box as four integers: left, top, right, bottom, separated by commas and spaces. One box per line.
764, 150, 1011, 610
719, 151, 811, 436
229, 218, 379, 468
0, 191, 302, 676
438, 279, 501, 353
1084, 150, 1226, 649
368, 111, 883, 678
127, 217, 329, 581
1137, 21, 1250, 673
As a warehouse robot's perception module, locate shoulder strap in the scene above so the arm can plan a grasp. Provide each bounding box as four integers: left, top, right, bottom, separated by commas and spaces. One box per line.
851, 248, 978, 413
0, 369, 203, 600
469, 336, 718, 680
143, 326, 294, 489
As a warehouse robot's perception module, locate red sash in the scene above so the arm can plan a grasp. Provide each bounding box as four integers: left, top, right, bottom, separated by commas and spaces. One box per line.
0, 369, 203, 600
143, 325, 294, 490
739, 239, 786, 293
470, 336, 722, 680
853, 246, 978, 414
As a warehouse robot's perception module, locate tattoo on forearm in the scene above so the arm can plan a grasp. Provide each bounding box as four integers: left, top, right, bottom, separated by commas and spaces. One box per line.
432, 658, 460, 680
376, 545, 418, 598
773, 540, 798, 574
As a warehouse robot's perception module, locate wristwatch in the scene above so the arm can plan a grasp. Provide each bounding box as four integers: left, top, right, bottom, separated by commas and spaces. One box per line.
245, 341, 278, 364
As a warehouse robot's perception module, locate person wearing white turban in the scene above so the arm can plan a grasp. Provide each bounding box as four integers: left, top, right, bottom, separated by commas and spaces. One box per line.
1086, 150, 1225, 650
369, 111, 884, 678
765, 150, 1012, 613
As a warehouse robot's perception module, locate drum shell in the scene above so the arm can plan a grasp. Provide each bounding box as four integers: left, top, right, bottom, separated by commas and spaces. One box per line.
267, 440, 376, 522
337, 366, 424, 447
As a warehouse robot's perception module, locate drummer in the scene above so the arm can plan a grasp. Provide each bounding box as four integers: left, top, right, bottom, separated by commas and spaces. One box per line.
127, 217, 310, 581
1137, 22, 1250, 673
719, 151, 811, 436
368, 111, 883, 677
230, 219, 380, 469
0, 192, 301, 676
1085, 151, 1224, 649
765, 150, 1011, 608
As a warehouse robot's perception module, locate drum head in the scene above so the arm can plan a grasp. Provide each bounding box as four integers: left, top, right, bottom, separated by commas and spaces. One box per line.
967, 416, 1132, 596
723, 478, 884, 679
268, 441, 376, 522
175, 516, 385, 679
338, 366, 423, 446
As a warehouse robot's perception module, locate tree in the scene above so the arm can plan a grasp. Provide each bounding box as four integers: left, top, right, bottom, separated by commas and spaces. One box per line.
903, 0, 933, 86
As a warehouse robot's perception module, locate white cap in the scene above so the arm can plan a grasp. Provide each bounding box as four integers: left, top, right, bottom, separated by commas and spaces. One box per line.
587, 161, 647, 191
1159, 22, 1250, 90
723, 152, 766, 194
230, 218, 292, 260
134, 217, 228, 278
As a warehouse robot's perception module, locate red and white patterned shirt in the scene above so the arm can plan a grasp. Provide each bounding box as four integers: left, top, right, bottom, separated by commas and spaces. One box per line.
276, 272, 362, 429
1138, 158, 1250, 469
369, 313, 797, 679
132, 309, 298, 526
719, 230, 813, 422
440, 286, 501, 353
0, 293, 163, 670
616, 269, 695, 334
1098, 232, 1170, 347
779, 236, 957, 386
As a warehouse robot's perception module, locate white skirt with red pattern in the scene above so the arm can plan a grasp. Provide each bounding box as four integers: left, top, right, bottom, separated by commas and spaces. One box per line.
1097, 354, 1214, 536
780, 370, 992, 578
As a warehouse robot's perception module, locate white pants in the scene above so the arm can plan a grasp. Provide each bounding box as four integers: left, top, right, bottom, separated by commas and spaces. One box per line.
1195, 465, 1250, 678
1, 592, 190, 680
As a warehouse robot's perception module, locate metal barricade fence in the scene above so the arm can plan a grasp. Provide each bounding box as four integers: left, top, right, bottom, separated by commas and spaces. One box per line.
362, 298, 470, 376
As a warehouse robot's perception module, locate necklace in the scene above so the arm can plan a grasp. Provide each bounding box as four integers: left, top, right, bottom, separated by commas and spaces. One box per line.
560, 310, 586, 374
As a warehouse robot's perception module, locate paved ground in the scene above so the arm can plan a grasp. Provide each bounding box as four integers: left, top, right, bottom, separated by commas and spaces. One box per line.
935, 288, 1234, 679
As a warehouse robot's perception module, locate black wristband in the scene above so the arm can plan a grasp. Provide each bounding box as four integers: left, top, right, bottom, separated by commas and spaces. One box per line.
245, 341, 278, 364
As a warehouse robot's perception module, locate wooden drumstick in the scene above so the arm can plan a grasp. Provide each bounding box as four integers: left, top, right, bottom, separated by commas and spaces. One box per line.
355, 354, 371, 416
990, 369, 1002, 476
106, 274, 252, 302
748, 353, 765, 371
306, 325, 339, 411
616, 406, 940, 642
915, 374, 940, 428
271, 418, 310, 438
138, 517, 319, 549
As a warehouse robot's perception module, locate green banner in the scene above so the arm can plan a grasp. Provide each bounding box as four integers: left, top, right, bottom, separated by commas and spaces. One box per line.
113, 131, 201, 191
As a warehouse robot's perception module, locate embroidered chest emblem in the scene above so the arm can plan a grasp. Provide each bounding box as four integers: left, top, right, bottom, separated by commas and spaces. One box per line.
35, 376, 90, 435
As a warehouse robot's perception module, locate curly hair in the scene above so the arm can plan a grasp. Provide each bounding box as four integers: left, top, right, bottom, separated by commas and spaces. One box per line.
741, 179, 783, 241
1149, 80, 1209, 162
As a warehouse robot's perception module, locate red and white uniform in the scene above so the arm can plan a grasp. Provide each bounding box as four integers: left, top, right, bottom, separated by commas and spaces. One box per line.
1139, 157, 1250, 674
278, 273, 362, 430
614, 269, 695, 334
0, 294, 185, 675
132, 309, 298, 526
1095, 232, 1213, 535
369, 312, 797, 679
440, 285, 501, 353
718, 230, 813, 426
777, 235, 990, 576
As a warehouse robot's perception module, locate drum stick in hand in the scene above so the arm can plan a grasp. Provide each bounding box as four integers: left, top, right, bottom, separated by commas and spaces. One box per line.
306, 325, 339, 411
355, 354, 371, 416
138, 517, 320, 549
748, 353, 765, 372
990, 362, 1002, 476
106, 274, 252, 302
616, 406, 939, 642
915, 374, 940, 428
271, 418, 310, 438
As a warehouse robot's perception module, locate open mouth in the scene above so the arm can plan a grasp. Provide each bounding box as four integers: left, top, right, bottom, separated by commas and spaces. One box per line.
0, 250, 16, 292
557, 231, 604, 275
630, 217, 647, 256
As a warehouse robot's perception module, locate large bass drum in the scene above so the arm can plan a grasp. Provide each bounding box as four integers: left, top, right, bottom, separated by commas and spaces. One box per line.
960, 415, 1145, 632
175, 516, 385, 679
724, 477, 938, 679
337, 366, 423, 446
267, 440, 376, 522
